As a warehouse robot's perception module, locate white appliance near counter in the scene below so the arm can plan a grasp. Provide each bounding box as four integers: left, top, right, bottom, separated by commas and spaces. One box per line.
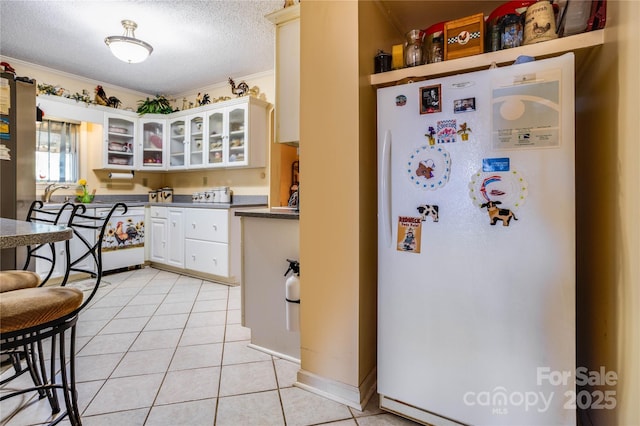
377, 54, 575, 425
99, 206, 145, 272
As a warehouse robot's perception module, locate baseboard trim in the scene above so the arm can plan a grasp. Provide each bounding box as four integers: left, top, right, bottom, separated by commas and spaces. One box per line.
295, 366, 377, 411
379, 395, 466, 426
247, 343, 300, 364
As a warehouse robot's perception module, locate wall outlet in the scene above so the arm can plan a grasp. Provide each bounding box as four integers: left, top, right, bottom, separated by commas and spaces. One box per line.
142, 178, 148, 187
203, 176, 208, 185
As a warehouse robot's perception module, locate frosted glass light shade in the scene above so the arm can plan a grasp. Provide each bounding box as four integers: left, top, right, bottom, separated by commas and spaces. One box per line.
105, 20, 153, 64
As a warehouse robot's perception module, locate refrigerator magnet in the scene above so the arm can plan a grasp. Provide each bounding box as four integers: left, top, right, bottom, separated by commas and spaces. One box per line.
407, 145, 451, 190
397, 216, 422, 253
417, 204, 439, 222
468, 169, 528, 226
457, 122, 472, 141
420, 84, 442, 114
437, 119, 457, 143
425, 126, 436, 145
395, 95, 407, 106
454, 97, 476, 113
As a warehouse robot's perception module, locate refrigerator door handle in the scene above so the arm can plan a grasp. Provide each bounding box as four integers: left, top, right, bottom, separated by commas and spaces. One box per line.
381, 130, 392, 248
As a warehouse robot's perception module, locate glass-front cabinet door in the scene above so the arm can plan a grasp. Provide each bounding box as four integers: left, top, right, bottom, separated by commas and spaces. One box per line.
205, 102, 250, 168
168, 117, 186, 170
104, 113, 136, 169
188, 114, 206, 168
138, 118, 165, 170
207, 110, 225, 167
227, 105, 248, 166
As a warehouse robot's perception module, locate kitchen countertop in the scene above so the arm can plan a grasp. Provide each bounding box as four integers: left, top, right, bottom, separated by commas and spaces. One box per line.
234, 208, 299, 220
0, 217, 73, 249
42, 195, 268, 210
152, 202, 267, 209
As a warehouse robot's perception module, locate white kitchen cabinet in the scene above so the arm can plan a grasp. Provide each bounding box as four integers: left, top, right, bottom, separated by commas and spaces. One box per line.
184, 208, 230, 276
167, 111, 208, 170
146, 206, 243, 283
167, 208, 185, 268
267, 5, 300, 145
206, 97, 268, 168
184, 209, 228, 242
39, 94, 269, 171
168, 116, 187, 170
188, 113, 207, 168
104, 112, 137, 169
185, 239, 229, 277
149, 206, 168, 263
138, 116, 166, 170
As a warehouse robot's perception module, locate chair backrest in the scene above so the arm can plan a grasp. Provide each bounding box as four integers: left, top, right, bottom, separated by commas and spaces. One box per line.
22, 200, 76, 286
61, 202, 128, 312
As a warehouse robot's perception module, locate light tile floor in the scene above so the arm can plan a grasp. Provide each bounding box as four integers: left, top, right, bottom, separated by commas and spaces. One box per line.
1, 267, 419, 426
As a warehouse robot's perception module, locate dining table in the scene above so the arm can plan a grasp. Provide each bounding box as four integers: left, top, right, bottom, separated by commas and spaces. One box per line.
0, 217, 73, 250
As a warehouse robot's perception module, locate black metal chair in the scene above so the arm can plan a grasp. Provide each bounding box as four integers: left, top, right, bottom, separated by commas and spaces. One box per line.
0, 202, 128, 426
0, 200, 75, 404
0, 200, 75, 293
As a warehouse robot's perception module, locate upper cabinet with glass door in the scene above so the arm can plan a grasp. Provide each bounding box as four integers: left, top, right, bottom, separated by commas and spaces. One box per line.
168, 116, 187, 170
207, 109, 225, 167
138, 117, 166, 170
188, 113, 206, 168
104, 112, 136, 169
206, 96, 268, 168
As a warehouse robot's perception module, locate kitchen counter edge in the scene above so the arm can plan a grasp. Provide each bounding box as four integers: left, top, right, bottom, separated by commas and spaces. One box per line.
42, 202, 267, 210
234, 208, 299, 220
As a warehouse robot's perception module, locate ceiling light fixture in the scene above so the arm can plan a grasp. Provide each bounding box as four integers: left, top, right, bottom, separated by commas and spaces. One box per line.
104, 20, 153, 64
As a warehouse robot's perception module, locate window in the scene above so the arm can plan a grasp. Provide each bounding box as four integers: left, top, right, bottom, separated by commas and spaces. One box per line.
36, 119, 79, 183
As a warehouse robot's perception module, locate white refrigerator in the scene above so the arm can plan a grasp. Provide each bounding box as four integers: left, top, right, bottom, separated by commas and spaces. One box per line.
377, 53, 575, 426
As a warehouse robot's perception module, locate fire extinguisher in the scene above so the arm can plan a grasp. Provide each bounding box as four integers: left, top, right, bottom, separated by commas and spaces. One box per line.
284, 259, 300, 332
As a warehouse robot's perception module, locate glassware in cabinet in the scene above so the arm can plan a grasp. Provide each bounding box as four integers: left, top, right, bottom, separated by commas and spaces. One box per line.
104, 113, 135, 169
208, 110, 225, 166
168, 118, 186, 169
227, 106, 247, 165
188, 114, 206, 168
139, 118, 165, 169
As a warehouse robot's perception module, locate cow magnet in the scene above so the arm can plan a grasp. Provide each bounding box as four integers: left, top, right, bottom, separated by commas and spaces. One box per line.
480, 201, 517, 226
417, 204, 439, 222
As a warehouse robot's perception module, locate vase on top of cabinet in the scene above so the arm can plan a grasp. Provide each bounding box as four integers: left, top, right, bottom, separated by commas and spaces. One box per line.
104, 112, 137, 169
138, 117, 166, 170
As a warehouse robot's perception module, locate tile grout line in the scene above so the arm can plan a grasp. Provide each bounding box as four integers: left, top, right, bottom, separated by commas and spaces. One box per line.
80, 269, 167, 422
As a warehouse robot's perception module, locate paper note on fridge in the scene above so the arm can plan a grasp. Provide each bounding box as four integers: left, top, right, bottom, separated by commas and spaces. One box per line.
491, 67, 562, 149
396, 216, 422, 254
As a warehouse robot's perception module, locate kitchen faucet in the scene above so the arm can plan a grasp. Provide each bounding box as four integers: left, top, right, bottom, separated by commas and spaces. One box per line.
43, 183, 69, 203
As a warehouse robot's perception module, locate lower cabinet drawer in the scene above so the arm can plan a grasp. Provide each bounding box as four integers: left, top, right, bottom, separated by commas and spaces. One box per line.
184, 239, 229, 277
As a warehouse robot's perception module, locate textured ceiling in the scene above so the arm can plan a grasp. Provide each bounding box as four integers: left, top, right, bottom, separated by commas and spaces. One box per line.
0, 1, 509, 96
0, 0, 283, 95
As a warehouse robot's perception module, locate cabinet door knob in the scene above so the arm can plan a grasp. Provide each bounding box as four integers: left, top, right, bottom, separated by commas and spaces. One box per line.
172, 221, 176, 226
212, 224, 217, 230
191, 223, 196, 228
192, 254, 196, 260
212, 258, 217, 264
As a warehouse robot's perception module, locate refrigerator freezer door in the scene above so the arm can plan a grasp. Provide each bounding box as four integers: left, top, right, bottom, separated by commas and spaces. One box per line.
377, 54, 576, 426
